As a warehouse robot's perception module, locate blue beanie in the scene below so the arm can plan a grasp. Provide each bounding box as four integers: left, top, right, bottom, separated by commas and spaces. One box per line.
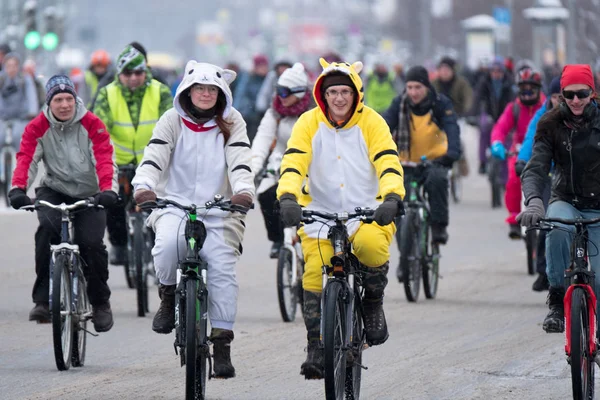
45, 75, 77, 105
549, 76, 561, 95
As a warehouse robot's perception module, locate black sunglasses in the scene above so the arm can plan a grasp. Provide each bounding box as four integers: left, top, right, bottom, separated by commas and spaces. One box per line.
122, 69, 145, 77
562, 88, 592, 100
276, 85, 306, 98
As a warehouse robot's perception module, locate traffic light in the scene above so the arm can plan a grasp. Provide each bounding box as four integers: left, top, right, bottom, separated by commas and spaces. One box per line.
23, 1, 41, 50
42, 6, 60, 51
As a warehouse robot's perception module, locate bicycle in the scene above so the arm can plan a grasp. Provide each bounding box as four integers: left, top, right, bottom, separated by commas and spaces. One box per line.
397, 160, 440, 302
0, 120, 16, 207
118, 164, 154, 317
277, 225, 304, 322
534, 216, 600, 400
140, 195, 248, 400
449, 162, 462, 204
301, 207, 375, 400
21, 198, 102, 371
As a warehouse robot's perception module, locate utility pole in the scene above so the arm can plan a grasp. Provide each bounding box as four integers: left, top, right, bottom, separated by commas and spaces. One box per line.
566, 0, 577, 63
420, 0, 431, 64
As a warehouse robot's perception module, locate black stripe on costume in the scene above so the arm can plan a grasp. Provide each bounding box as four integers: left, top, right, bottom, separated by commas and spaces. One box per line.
281, 168, 301, 176
284, 148, 307, 155
376, 195, 382, 200
140, 160, 162, 171
148, 139, 168, 145
374, 149, 399, 162
232, 165, 252, 173
301, 185, 309, 195
229, 141, 251, 148
380, 168, 402, 178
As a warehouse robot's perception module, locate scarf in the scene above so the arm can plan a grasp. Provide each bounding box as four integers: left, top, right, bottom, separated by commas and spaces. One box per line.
396, 91, 435, 159
272, 93, 311, 117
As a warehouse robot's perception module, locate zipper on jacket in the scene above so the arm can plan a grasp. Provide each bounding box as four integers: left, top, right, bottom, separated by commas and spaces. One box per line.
567, 129, 579, 205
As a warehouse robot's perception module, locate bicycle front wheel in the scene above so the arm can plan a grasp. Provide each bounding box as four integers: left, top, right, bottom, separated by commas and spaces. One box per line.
400, 212, 421, 302
51, 253, 73, 371
185, 278, 206, 400
3, 151, 12, 207
133, 215, 149, 317
345, 291, 364, 400
323, 280, 347, 400
570, 287, 595, 400
277, 248, 298, 322
71, 264, 90, 367
423, 226, 440, 299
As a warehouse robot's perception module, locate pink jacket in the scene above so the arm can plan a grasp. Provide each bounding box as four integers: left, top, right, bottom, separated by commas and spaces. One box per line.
490, 96, 546, 153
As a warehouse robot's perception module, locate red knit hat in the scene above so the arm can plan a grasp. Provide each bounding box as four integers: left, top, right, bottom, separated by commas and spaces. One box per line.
560, 64, 595, 91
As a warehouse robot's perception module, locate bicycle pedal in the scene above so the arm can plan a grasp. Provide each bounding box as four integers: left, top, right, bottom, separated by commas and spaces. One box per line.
360, 364, 369, 370
81, 327, 99, 337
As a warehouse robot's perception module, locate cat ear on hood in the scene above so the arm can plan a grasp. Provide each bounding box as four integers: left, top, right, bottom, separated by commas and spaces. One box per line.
222, 69, 237, 84
184, 60, 198, 75
352, 61, 363, 75
319, 57, 329, 69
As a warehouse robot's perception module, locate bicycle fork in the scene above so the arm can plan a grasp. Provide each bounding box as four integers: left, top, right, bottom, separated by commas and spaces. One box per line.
564, 284, 598, 365
283, 227, 299, 288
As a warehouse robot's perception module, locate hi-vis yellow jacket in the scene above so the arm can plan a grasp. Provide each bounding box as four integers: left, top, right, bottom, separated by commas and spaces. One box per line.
277, 58, 405, 238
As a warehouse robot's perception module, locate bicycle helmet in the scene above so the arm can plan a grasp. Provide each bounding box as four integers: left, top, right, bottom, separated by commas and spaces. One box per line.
90, 49, 110, 67
517, 67, 542, 87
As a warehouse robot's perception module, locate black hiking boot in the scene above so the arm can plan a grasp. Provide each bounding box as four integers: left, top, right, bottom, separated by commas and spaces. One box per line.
211, 328, 236, 378
543, 286, 565, 333
152, 284, 175, 334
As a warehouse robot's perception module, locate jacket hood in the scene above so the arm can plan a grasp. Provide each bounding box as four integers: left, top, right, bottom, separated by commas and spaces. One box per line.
313, 58, 365, 128
173, 61, 236, 122
43, 97, 88, 126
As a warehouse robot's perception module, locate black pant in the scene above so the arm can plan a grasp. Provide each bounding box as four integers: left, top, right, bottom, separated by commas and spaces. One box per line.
106, 204, 127, 246
33, 186, 111, 306
258, 184, 283, 243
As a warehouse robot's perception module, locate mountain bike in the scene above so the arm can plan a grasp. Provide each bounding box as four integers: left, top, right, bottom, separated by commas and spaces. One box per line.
398, 160, 440, 302
118, 164, 154, 316
21, 198, 102, 371
301, 207, 375, 400
277, 225, 304, 322
0, 120, 17, 207
535, 216, 600, 400
141, 195, 248, 400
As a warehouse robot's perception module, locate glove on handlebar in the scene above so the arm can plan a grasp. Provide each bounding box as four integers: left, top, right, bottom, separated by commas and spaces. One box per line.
230, 193, 253, 211
279, 193, 302, 227
516, 197, 545, 227
134, 189, 157, 206
8, 188, 32, 210
94, 190, 118, 208
374, 193, 403, 226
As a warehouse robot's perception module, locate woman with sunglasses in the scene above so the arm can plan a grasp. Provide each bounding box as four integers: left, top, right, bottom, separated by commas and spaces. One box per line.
251, 62, 312, 258
490, 67, 546, 239
519, 64, 600, 334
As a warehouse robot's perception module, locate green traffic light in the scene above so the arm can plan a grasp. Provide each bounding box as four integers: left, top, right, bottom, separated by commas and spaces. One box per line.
24, 31, 41, 50
42, 32, 59, 51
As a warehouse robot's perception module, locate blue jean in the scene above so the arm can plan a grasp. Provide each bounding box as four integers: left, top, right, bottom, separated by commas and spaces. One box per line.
546, 201, 600, 298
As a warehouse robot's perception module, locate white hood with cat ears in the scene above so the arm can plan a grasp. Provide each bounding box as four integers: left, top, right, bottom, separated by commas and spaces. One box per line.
173, 60, 237, 119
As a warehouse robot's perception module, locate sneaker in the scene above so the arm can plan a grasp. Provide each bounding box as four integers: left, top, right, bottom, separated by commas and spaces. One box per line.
532, 272, 550, 292
300, 340, 324, 379
92, 302, 114, 332
270, 241, 282, 259
29, 302, 50, 323
431, 224, 449, 245
109, 245, 127, 266
152, 284, 175, 334
363, 300, 389, 346
478, 162, 487, 175
543, 287, 565, 333
211, 329, 235, 378
508, 224, 522, 240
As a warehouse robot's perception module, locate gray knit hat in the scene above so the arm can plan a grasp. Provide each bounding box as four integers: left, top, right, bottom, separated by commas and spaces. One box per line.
45, 75, 77, 104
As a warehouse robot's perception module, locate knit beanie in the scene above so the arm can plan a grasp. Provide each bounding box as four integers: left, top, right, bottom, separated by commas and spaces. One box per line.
45, 74, 77, 105
549, 76, 561, 95
561, 64, 595, 91
277, 63, 308, 98
321, 72, 354, 91
405, 66, 430, 87
438, 56, 456, 70
116, 45, 147, 74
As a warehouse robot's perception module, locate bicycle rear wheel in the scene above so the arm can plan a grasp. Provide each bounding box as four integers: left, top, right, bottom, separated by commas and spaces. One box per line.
400, 212, 421, 302
525, 230, 537, 276
488, 159, 503, 209
570, 287, 595, 400
423, 224, 440, 299
277, 248, 298, 322
345, 292, 364, 400
51, 253, 73, 371
323, 280, 347, 400
185, 278, 206, 400
133, 214, 149, 317
71, 265, 89, 367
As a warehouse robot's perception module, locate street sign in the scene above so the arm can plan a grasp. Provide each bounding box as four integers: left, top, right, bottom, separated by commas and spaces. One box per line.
493, 7, 511, 25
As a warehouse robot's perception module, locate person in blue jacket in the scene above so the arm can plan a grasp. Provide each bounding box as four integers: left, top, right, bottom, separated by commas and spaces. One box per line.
515, 76, 561, 292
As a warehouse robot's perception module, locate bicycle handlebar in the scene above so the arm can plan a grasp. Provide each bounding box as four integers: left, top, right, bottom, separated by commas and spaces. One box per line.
301, 207, 375, 224
140, 195, 251, 214
20, 198, 103, 212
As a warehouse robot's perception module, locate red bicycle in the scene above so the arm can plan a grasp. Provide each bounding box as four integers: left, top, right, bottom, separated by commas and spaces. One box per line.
537, 216, 600, 400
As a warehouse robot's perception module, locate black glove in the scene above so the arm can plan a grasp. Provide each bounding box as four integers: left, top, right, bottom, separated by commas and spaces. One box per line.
8, 188, 32, 210
514, 159, 527, 178
374, 193, 404, 226
94, 190, 119, 208
432, 154, 456, 168
516, 197, 545, 227
279, 193, 302, 227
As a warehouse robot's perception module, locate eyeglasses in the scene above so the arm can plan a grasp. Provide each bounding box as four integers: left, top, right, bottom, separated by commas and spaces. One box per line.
276, 85, 306, 98
562, 88, 593, 100
325, 89, 354, 98
519, 89, 538, 97
121, 69, 145, 77
191, 84, 219, 96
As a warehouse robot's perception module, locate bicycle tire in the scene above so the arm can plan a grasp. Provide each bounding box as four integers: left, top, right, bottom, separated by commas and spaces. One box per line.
185, 278, 206, 400
570, 287, 595, 400
323, 280, 347, 400
123, 236, 135, 289
345, 291, 364, 400
525, 230, 537, 276
400, 212, 421, 302
4, 151, 12, 207
277, 248, 297, 322
488, 159, 503, 209
133, 214, 148, 317
423, 224, 440, 299
71, 263, 89, 367
450, 168, 462, 204
51, 253, 73, 371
